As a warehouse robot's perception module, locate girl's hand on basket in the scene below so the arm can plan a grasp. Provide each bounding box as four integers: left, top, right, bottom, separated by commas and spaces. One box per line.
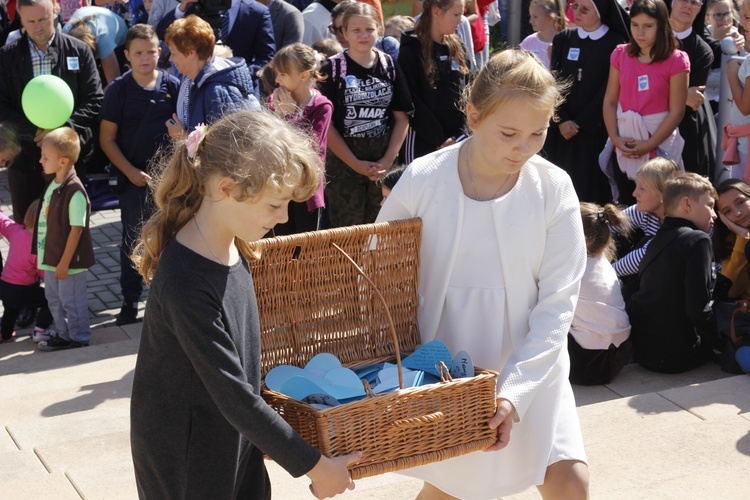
307, 451, 362, 498
485, 398, 515, 452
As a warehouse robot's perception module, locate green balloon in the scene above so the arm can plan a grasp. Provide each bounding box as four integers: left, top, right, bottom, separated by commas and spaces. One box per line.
21, 75, 75, 130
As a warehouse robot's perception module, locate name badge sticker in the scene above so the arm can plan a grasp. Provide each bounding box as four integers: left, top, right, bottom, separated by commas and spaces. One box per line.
638, 75, 649, 91
439, 55, 449, 61
66, 56, 79, 71
345, 75, 358, 88
567, 48, 580, 61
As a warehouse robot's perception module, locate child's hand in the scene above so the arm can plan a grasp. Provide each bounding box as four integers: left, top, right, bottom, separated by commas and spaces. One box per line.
166, 114, 187, 141
719, 211, 750, 238
612, 136, 636, 156
127, 169, 152, 187
306, 451, 361, 499
55, 263, 69, 280
351, 160, 386, 181
558, 120, 579, 140
622, 139, 652, 158
485, 398, 515, 452
686, 86, 706, 111
272, 87, 298, 116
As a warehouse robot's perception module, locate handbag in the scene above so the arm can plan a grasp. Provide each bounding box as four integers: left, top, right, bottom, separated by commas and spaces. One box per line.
107, 71, 165, 194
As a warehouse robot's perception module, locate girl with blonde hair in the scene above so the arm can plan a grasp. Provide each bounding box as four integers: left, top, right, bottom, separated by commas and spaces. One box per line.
378, 48, 589, 499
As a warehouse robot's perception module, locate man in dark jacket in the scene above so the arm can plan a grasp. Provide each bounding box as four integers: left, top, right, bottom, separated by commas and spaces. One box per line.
627, 173, 719, 374
157, 0, 275, 98
0, 0, 102, 223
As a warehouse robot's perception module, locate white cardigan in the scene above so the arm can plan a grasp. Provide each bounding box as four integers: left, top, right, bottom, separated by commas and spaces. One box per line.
376, 143, 586, 420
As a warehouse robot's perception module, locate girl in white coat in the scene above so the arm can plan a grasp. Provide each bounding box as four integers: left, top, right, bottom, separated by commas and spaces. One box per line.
377, 48, 589, 499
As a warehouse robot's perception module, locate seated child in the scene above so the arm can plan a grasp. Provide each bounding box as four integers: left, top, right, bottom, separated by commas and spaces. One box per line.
0, 200, 54, 343
568, 202, 633, 385
627, 172, 718, 373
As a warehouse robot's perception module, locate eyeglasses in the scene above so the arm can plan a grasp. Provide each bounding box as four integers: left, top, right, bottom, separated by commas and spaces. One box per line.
710, 11, 733, 20
571, 3, 591, 15
328, 24, 343, 35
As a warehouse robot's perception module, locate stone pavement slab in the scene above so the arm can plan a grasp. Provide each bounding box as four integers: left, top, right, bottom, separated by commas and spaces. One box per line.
35, 431, 136, 500
603, 361, 733, 397
658, 374, 750, 420
8, 405, 130, 450
0, 472, 80, 500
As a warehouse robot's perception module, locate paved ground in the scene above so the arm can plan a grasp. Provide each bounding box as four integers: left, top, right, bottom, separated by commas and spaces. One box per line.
1, 169, 750, 499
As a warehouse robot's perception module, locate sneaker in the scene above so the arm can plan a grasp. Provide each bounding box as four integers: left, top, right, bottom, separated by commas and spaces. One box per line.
32, 328, 52, 343
38, 333, 73, 352
115, 302, 139, 326
0, 332, 16, 344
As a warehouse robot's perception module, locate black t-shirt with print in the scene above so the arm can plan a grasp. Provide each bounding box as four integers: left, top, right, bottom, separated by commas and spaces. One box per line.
320, 51, 413, 139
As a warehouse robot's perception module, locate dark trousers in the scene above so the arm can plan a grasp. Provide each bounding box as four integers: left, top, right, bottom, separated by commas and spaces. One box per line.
7, 167, 46, 224
0, 280, 53, 338
568, 334, 634, 386
119, 183, 152, 304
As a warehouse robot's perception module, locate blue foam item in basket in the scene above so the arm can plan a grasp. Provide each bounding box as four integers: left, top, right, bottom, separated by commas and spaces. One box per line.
373, 368, 424, 394
265, 365, 308, 392
304, 353, 343, 377
324, 367, 367, 398
450, 350, 475, 378
736, 346, 750, 373
402, 340, 453, 377
353, 363, 385, 385
280, 376, 329, 400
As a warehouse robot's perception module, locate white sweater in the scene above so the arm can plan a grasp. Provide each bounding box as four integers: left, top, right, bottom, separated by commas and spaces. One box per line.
376, 143, 586, 420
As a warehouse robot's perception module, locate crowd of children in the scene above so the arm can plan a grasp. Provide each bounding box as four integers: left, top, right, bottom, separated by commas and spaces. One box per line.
3, 0, 750, 496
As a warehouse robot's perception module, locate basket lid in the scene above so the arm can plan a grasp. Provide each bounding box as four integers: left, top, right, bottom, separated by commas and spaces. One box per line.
252, 218, 422, 376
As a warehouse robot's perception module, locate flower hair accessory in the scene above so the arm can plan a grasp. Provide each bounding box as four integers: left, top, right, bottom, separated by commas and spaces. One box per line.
186, 123, 208, 160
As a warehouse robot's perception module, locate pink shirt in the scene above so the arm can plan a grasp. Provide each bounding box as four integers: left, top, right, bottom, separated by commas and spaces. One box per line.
0, 210, 41, 286
611, 44, 690, 116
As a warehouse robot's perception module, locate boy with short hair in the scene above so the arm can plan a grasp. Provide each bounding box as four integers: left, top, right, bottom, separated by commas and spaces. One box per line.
627, 172, 719, 373
32, 127, 95, 351
100, 23, 178, 326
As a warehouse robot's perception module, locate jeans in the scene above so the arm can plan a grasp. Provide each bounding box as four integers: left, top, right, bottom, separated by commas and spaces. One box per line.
119, 183, 152, 305
44, 270, 91, 344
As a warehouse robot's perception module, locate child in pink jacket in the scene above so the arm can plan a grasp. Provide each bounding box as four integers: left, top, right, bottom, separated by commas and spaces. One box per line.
0, 201, 53, 343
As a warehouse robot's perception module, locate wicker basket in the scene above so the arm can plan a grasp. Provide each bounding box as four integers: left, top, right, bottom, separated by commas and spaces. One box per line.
253, 218, 499, 479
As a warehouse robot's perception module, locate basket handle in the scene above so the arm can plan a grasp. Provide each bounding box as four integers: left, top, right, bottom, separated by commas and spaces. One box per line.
331, 243, 404, 390
391, 412, 445, 428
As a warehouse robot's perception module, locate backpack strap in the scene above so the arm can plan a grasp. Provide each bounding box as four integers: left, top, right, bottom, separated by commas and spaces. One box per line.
329, 52, 346, 90
376, 49, 395, 81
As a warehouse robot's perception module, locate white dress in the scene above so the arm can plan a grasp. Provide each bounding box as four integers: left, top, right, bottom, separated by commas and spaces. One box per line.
380, 145, 587, 499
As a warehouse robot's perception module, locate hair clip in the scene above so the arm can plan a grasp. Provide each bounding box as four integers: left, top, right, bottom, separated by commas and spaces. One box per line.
186, 123, 208, 160
597, 210, 605, 221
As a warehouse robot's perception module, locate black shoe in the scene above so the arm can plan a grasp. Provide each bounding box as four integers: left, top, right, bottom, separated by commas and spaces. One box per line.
38, 334, 73, 352
16, 307, 37, 328
115, 303, 139, 326
38, 334, 88, 352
